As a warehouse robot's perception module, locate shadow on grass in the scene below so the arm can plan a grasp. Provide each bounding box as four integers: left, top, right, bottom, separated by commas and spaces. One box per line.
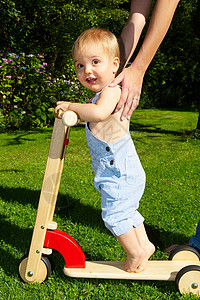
1, 129, 52, 146
2, 124, 85, 146
0, 187, 189, 298
0, 213, 33, 277
1, 185, 189, 259
130, 121, 191, 137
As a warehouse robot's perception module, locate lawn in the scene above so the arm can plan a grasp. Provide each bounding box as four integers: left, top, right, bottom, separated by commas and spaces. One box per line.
0, 108, 199, 299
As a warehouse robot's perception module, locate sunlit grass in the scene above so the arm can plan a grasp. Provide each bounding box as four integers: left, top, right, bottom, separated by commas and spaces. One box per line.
0, 108, 199, 299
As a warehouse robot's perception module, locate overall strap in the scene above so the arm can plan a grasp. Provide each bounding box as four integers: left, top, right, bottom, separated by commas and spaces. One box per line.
96, 82, 112, 96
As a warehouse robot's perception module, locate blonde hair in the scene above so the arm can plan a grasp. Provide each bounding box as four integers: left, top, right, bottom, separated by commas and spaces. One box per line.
72, 28, 120, 60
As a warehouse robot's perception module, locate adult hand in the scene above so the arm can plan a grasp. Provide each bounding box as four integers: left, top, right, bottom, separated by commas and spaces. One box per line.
110, 65, 144, 121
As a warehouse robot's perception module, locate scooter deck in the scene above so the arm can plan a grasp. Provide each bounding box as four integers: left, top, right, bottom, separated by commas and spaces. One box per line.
64, 260, 200, 281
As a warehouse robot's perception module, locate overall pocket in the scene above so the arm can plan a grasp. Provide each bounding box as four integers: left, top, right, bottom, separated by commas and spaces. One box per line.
125, 156, 145, 185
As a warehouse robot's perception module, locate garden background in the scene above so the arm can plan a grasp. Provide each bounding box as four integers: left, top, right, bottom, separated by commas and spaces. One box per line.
0, 0, 200, 299
0, 0, 200, 131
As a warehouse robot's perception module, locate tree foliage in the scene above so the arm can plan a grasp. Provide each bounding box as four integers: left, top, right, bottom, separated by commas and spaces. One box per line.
141, 0, 200, 110
0, 0, 199, 130
0, 0, 129, 73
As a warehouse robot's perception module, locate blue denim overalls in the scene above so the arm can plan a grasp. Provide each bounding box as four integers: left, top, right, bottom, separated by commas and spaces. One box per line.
86, 91, 145, 237
190, 220, 200, 251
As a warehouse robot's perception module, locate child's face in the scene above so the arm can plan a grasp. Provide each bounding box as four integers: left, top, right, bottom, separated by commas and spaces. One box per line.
74, 43, 119, 92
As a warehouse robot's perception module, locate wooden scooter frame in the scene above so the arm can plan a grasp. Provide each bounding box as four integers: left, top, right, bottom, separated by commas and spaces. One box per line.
19, 112, 200, 296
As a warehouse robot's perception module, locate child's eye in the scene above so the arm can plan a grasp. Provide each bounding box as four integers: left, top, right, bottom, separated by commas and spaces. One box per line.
92, 60, 99, 65
77, 63, 84, 69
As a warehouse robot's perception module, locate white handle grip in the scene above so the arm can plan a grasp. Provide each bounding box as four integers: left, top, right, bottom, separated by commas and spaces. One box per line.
61, 111, 78, 127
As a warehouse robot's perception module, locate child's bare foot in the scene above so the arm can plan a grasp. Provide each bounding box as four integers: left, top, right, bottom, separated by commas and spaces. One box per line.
124, 248, 145, 272
134, 242, 155, 273
117, 226, 155, 273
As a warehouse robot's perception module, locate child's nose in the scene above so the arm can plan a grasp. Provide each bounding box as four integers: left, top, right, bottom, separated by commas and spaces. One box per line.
85, 65, 92, 74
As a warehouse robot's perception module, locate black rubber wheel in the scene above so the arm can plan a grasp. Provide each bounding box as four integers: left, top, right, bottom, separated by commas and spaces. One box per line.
169, 245, 200, 261
176, 265, 200, 295
19, 254, 52, 283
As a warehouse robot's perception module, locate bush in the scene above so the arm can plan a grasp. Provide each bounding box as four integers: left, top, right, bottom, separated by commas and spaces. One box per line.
0, 0, 129, 75
0, 52, 53, 129
0, 53, 93, 130
51, 60, 93, 104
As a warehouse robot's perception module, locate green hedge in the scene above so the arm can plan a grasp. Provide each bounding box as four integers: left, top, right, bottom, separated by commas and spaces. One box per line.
0, 53, 92, 130
0, 0, 199, 129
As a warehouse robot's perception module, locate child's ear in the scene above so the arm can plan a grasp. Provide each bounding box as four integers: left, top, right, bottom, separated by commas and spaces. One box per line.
113, 57, 120, 74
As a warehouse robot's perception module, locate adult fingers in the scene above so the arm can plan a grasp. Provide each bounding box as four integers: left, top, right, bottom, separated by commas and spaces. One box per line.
114, 85, 129, 115
126, 97, 140, 119
119, 87, 133, 120
120, 92, 140, 120
110, 72, 124, 87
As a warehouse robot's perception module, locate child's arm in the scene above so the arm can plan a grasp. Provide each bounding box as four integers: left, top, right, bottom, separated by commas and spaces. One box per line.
55, 86, 121, 122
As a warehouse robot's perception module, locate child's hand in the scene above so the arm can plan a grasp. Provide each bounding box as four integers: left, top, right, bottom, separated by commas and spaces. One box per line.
54, 101, 70, 115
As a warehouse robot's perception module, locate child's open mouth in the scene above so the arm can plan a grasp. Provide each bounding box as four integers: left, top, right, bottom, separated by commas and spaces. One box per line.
86, 77, 97, 84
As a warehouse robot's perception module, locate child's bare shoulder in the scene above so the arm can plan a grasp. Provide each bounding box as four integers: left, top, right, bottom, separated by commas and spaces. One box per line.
99, 85, 121, 101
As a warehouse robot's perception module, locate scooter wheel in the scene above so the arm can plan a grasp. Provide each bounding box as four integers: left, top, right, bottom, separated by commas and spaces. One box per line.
169, 245, 200, 261
19, 254, 52, 283
176, 265, 200, 296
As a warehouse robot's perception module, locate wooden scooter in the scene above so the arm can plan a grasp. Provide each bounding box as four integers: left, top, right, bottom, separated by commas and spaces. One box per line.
19, 112, 200, 296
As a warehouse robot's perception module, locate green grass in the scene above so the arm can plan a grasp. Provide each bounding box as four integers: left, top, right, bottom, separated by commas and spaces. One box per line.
0, 108, 199, 299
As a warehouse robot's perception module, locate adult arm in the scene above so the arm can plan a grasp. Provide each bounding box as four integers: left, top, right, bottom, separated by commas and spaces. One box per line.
111, 0, 180, 120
